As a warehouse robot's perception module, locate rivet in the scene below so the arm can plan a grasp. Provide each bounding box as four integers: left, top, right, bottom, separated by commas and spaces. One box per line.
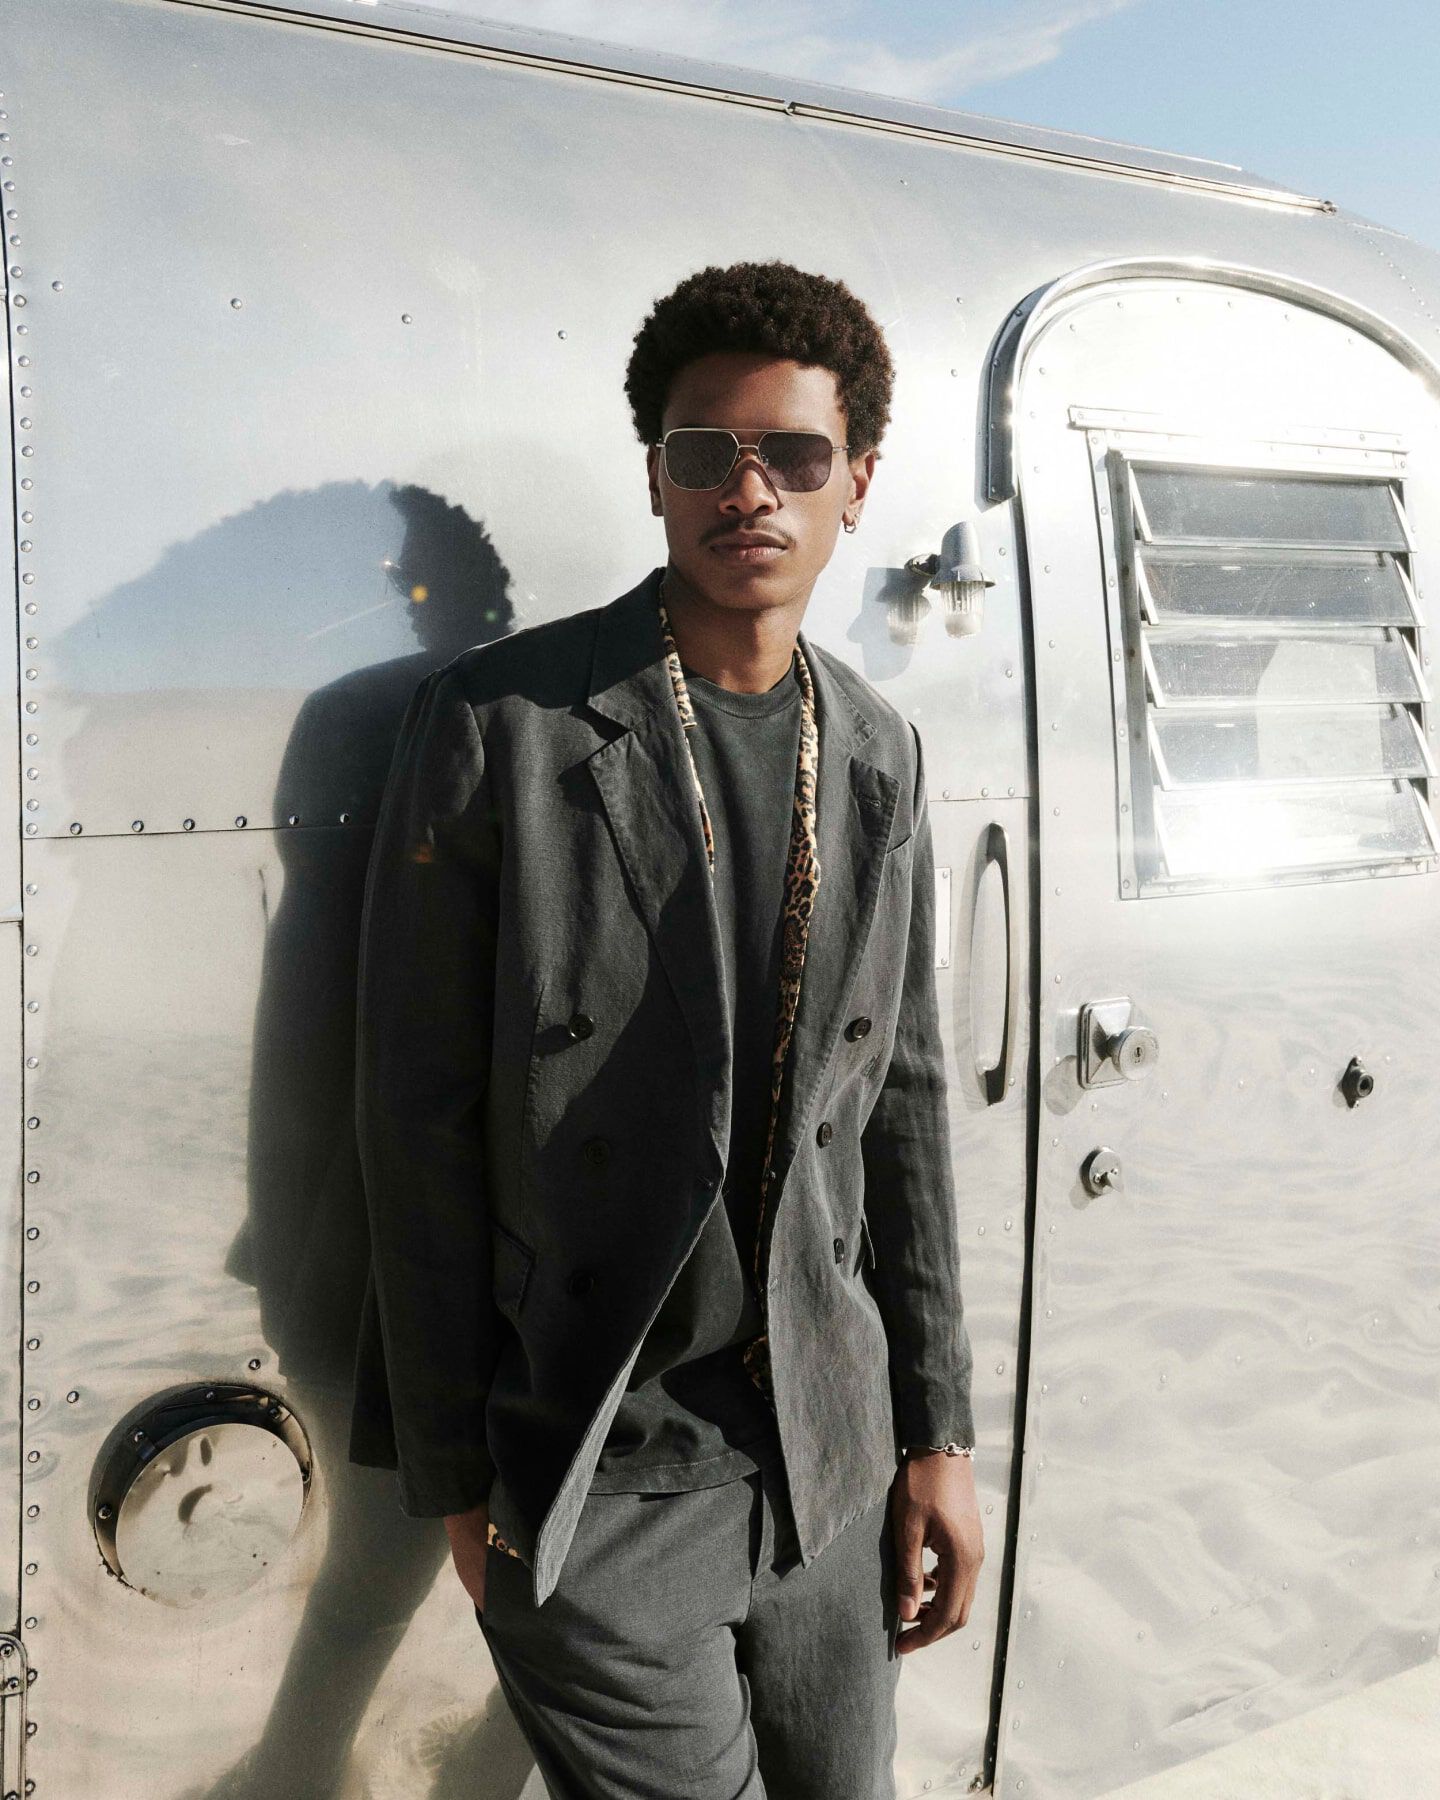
26, 1507, 37, 1519
25, 735, 36, 746
19, 442, 32, 452
24, 670, 36, 680
23, 944, 35, 956
25, 1170, 37, 1180
400, 312, 412, 324
25, 770, 37, 781
25, 1451, 38, 1463
339, 811, 351, 824
287, 813, 299, 825
557, 329, 567, 340
235, 815, 247, 828
248, 1357, 261, 1370
24, 701, 36, 712
182, 818, 195, 831
25, 1117, 38, 1129
230, 297, 243, 309
24, 799, 36, 811
25, 1395, 37, 1406
24, 1617, 36, 1630
130, 820, 143, 833
18, 416, 31, 428
65, 1392, 77, 1404
68, 822, 80, 835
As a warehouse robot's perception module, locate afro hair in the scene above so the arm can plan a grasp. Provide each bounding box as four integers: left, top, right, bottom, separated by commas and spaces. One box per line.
624, 259, 894, 457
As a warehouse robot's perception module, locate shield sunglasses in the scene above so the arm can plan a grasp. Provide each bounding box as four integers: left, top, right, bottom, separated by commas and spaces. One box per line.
657, 427, 849, 494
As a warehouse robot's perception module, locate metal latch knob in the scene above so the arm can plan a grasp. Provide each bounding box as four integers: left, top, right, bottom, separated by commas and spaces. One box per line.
1106, 1025, 1158, 1081
1078, 998, 1159, 1089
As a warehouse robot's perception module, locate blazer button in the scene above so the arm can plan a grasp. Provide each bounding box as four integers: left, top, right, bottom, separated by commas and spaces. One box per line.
816, 1120, 833, 1146
566, 1268, 596, 1298
567, 1011, 594, 1041
833, 1235, 845, 1264
580, 1135, 610, 1168
844, 1016, 872, 1041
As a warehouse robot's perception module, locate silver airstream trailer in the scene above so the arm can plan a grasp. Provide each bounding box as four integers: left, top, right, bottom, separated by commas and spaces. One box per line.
2, 1, 1438, 1794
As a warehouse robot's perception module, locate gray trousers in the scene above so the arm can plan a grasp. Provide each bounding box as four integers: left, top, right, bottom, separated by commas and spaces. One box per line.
475, 1455, 902, 1799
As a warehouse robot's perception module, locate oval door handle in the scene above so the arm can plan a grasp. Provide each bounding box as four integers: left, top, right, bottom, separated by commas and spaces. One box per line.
972, 820, 1019, 1106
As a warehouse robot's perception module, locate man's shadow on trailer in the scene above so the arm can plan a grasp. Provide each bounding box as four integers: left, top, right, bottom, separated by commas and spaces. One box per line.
208, 481, 532, 1800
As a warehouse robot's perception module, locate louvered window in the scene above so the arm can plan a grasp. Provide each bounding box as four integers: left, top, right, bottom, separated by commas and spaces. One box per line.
1097, 441, 1436, 893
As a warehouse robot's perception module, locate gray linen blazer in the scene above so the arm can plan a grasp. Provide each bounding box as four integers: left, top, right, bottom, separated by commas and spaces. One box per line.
348, 566, 975, 1607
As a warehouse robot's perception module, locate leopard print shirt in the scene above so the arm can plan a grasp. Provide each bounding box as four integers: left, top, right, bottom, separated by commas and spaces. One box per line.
656, 577, 821, 1408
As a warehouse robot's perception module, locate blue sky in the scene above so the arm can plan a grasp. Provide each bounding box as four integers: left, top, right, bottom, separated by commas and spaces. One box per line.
424, 1, 1440, 250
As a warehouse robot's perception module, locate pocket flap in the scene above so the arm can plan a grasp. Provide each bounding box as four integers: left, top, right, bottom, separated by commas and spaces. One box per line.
491, 1219, 536, 1321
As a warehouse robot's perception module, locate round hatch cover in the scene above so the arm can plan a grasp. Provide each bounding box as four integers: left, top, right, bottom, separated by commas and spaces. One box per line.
92, 1384, 311, 1607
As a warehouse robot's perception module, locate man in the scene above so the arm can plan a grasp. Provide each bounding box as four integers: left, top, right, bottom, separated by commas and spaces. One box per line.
350, 259, 983, 1798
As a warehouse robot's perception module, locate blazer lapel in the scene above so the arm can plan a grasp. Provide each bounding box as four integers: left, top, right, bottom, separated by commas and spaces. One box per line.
770, 630, 900, 1179
581, 570, 733, 1173
579, 568, 901, 1194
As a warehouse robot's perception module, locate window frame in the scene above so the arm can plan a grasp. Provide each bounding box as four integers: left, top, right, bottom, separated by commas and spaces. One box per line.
1076, 408, 1438, 898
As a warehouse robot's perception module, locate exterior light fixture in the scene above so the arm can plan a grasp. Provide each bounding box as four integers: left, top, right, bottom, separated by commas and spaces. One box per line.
905, 521, 994, 637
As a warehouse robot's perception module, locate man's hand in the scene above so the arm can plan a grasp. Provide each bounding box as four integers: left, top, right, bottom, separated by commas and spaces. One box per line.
890, 1452, 983, 1654
443, 1500, 490, 1613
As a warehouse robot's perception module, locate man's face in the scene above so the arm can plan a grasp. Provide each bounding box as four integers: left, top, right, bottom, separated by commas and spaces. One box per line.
647, 352, 875, 616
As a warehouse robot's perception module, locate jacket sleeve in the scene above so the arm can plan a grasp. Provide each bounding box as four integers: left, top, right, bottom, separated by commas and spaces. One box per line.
860, 722, 976, 1451
352, 663, 503, 1517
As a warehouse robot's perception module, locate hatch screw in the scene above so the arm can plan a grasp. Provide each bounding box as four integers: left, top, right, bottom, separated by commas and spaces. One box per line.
1340, 1056, 1374, 1108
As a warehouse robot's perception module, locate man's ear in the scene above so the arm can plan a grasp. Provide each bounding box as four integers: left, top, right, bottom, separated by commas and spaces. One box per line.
647, 446, 664, 517
847, 448, 877, 517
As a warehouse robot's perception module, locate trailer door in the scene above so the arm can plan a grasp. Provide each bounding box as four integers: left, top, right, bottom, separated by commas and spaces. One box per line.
998, 273, 1440, 1800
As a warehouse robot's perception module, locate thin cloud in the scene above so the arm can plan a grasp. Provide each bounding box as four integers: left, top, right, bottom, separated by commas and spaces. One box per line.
421, 0, 1142, 102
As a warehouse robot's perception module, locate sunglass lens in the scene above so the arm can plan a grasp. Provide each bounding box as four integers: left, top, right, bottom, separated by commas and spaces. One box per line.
761, 432, 835, 492
663, 430, 737, 490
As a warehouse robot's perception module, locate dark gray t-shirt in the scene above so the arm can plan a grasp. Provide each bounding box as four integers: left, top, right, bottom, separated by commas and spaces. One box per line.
588, 651, 802, 1492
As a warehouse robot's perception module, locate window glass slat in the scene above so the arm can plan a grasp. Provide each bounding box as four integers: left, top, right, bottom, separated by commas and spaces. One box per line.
1148, 634, 1422, 707
1150, 703, 1429, 788
1134, 467, 1406, 549
1155, 781, 1435, 878
1141, 549, 1413, 625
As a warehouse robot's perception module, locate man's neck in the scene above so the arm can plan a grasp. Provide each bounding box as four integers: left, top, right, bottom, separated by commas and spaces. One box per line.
659, 565, 811, 694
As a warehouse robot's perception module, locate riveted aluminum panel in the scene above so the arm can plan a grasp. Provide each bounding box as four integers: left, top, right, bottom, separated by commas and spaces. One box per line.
0, 928, 20, 1629
15, 825, 502, 1796
1001, 278, 1440, 1800
896, 793, 1033, 1793
175, 0, 1325, 206
1, 0, 1439, 1795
